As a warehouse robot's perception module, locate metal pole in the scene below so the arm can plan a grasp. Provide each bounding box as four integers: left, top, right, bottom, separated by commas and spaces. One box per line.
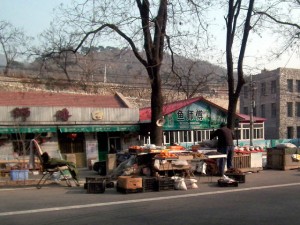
250, 75, 254, 147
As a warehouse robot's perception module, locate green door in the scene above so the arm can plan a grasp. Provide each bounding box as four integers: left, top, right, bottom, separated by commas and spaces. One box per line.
97, 133, 108, 161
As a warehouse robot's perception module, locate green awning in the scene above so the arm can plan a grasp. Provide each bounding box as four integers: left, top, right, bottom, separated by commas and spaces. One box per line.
0, 126, 57, 134
59, 125, 140, 133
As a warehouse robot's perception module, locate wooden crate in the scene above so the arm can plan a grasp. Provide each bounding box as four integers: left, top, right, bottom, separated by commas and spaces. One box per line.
233, 155, 250, 169
266, 148, 300, 170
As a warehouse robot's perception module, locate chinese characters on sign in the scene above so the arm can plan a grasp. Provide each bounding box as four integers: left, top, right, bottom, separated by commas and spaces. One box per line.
164, 101, 227, 130
177, 109, 204, 121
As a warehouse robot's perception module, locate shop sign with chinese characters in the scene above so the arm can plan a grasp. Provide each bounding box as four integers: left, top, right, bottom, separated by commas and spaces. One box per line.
163, 101, 227, 130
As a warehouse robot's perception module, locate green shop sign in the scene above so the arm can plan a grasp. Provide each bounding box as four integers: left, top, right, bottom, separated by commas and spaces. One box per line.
59, 125, 140, 133
163, 101, 227, 130
0, 126, 57, 134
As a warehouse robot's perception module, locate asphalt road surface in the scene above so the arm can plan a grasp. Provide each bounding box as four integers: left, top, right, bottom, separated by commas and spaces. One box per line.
1, 169, 300, 225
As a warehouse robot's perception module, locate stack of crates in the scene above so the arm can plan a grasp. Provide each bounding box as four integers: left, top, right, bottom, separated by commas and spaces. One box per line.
86, 180, 106, 193
154, 177, 175, 191
142, 177, 157, 192
85, 177, 106, 194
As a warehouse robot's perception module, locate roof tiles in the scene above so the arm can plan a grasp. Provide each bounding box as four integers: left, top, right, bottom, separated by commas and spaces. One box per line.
0, 91, 128, 108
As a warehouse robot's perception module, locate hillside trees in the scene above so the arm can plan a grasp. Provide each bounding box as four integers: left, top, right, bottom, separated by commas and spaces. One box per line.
0, 21, 32, 75
42, 0, 212, 145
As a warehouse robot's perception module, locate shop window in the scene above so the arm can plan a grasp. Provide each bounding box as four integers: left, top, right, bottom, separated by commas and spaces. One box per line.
243, 129, 250, 140
58, 132, 85, 154
109, 137, 121, 153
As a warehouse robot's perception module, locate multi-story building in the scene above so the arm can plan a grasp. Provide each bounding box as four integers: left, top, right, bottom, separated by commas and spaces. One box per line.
240, 68, 300, 140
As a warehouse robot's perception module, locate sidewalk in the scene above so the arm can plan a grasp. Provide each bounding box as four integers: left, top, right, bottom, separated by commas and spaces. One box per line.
0, 168, 98, 188
1, 167, 300, 189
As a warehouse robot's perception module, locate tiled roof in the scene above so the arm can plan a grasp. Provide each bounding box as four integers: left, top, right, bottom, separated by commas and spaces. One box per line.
237, 113, 266, 123
0, 91, 128, 108
140, 96, 266, 122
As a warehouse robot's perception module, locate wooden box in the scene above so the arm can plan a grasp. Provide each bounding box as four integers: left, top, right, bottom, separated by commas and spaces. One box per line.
117, 176, 143, 189
266, 148, 300, 170
233, 155, 250, 169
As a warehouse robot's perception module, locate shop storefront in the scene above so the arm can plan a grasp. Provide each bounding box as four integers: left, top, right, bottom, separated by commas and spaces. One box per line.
139, 97, 266, 147
0, 91, 140, 170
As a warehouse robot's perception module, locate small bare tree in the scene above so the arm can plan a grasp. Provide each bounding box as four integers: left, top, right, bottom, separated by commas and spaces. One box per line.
0, 21, 32, 75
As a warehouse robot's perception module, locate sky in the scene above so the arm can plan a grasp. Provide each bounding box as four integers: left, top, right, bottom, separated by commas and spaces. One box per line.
0, 0, 299, 73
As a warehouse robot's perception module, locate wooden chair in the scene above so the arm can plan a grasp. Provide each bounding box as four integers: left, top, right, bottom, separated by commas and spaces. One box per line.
30, 139, 80, 189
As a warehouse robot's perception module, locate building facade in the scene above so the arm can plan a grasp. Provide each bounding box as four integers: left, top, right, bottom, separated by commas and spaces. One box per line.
0, 91, 140, 168
140, 97, 265, 148
240, 68, 300, 140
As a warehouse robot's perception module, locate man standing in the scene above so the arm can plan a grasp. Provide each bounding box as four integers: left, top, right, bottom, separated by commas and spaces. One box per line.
210, 122, 235, 177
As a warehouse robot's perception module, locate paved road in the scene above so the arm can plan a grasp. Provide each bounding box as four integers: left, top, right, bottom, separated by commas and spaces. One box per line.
1, 169, 300, 225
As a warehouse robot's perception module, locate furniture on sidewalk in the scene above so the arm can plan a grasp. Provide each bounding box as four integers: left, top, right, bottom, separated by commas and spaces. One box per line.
30, 139, 80, 189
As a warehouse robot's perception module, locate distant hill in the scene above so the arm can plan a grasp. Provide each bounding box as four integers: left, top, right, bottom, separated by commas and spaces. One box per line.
1, 47, 229, 100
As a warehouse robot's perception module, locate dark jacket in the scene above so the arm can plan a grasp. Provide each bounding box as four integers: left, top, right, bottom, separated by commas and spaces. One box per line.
210, 126, 234, 148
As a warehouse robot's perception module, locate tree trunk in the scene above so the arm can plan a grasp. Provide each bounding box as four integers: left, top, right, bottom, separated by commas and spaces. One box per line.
150, 69, 163, 145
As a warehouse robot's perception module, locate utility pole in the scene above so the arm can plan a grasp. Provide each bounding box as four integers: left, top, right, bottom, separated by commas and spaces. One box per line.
104, 64, 107, 83
249, 74, 255, 147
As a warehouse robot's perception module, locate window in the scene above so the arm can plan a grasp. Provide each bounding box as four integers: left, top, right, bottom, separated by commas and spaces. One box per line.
243, 129, 250, 140
297, 80, 300, 93
261, 82, 266, 95
271, 80, 277, 94
287, 79, 293, 92
297, 102, 300, 117
287, 127, 294, 139
243, 86, 249, 98
287, 102, 293, 117
271, 103, 276, 118
243, 107, 248, 115
261, 104, 265, 117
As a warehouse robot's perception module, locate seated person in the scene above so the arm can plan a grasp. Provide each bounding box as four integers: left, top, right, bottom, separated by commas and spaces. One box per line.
41, 152, 79, 182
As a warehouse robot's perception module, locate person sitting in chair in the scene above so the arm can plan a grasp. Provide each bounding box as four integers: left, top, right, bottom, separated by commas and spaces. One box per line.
41, 152, 79, 182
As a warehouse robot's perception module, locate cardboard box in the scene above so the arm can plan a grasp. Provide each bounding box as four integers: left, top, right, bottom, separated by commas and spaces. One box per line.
106, 154, 117, 175
117, 176, 142, 189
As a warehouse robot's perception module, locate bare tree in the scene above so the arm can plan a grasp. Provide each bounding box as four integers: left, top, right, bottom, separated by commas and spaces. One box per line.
254, 0, 300, 60
0, 21, 32, 75
44, 0, 212, 145
225, 0, 255, 129
32, 23, 80, 81
165, 59, 216, 99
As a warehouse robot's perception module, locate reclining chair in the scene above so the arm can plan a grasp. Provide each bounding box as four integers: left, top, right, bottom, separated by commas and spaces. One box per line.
30, 139, 80, 189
